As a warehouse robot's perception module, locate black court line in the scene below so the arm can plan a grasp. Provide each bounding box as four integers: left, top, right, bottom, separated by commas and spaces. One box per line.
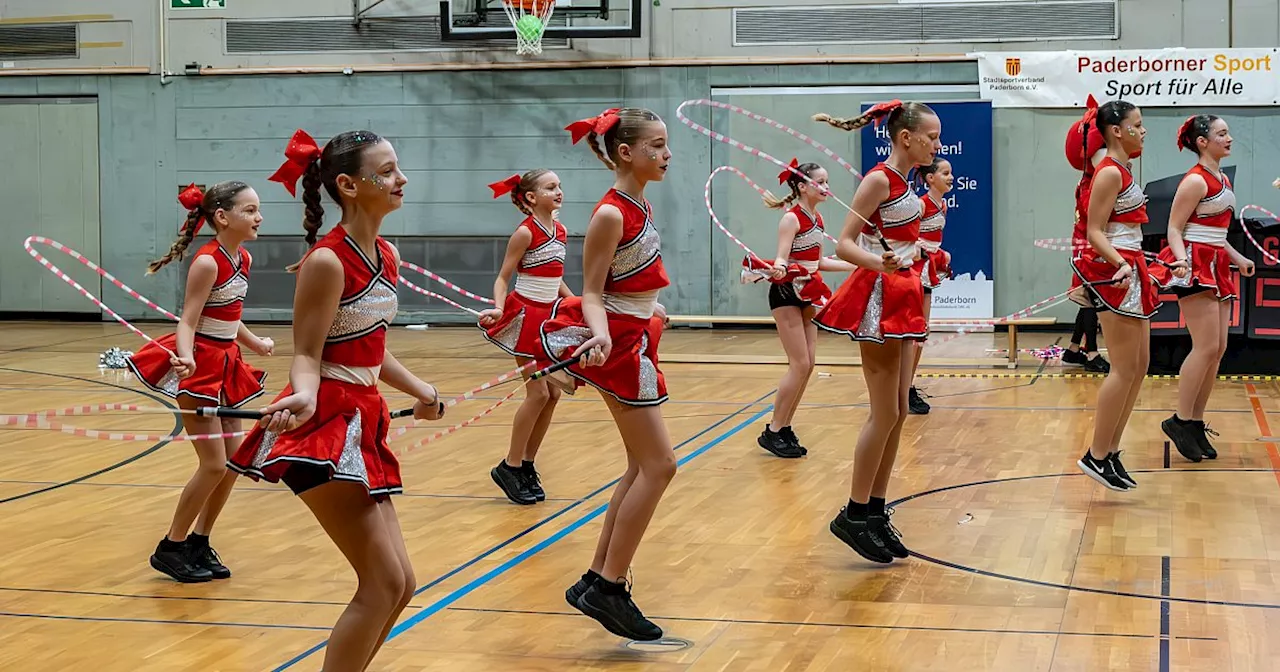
1160, 556, 1171, 672
891, 469, 1280, 611
444, 606, 1218, 641
1164, 441, 1172, 469
0, 332, 123, 354
0, 479, 578, 503
0, 366, 179, 505
0, 610, 328, 631
0, 584, 375, 609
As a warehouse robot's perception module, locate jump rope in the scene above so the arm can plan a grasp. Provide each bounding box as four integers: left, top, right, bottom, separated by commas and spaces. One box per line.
11, 235, 559, 452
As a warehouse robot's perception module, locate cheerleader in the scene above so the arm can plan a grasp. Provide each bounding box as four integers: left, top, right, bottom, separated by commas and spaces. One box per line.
1062, 100, 1111, 374
477, 170, 574, 504
1069, 100, 1155, 492
227, 129, 445, 671
757, 159, 855, 458
128, 181, 272, 583
907, 157, 953, 415
811, 100, 940, 564
539, 107, 672, 641
1150, 115, 1254, 461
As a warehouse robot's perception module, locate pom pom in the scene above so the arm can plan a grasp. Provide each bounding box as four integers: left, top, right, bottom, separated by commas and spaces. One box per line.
98, 347, 133, 370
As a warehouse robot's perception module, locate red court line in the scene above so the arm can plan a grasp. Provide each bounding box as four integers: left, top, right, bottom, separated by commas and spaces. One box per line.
1243, 383, 1280, 490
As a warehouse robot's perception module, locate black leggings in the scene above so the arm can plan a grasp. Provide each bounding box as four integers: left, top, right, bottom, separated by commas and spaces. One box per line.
1071, 306, 1099, 353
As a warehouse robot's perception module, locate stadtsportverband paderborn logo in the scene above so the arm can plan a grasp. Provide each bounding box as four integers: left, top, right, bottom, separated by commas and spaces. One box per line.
1005, 58, 1021, 77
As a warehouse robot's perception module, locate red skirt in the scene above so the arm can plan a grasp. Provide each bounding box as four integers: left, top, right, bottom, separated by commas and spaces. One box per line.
1070, 247, 1161, 319
539, 297, 667, 406
917, 248, 951, 290
814, 268, 928, 343
1149, 243, 1236, 301
128, 333, 266, 408
226, 379, 402, 497
479, 291, 557, 359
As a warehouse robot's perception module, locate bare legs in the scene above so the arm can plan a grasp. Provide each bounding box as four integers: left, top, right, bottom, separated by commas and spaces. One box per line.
769, 305, 818, 432
503, 357, 562, 467
165, 396, 238, 543
1089, 311, 1149, 460
1176, 292, 1228, 421
849, 340, 912, 503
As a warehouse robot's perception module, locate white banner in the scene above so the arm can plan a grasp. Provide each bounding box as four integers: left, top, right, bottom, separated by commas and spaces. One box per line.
974, 48, 1278, 108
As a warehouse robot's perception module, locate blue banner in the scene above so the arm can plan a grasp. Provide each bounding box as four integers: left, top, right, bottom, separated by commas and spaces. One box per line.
859, 100, 994, 318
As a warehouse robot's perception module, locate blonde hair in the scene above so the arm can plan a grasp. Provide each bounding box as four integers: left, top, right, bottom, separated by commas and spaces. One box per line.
763, 161, 822, 210
583, 108, 662, 171
813, 101, 936, 139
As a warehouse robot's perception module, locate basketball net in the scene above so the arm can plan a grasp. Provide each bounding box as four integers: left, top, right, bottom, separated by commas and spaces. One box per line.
503, 0, 555, 55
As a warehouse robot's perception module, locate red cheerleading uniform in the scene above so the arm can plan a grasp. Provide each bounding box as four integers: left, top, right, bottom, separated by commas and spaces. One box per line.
539, 188, 670, 406
1150, 165, 1237, 301
128, 241, 266, 408
813, 163, 928, 343
765, 205, 833, 309
228, 227, 403, 497
1069, 157, 1161, 319
916, 194, 951, 290
480, 215, 567, 357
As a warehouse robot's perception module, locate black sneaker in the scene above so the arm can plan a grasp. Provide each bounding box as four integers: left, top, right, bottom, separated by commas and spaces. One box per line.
187, 535, 231, 579
1076, 451, 1130, 491
829, 508, 894, 563
150, 538, 213, 583
521, 461, 546, 501
491, 462, 537, 505
1108, 451, 1138, 489
1161, 415, 1203, 463
1083, 355, 1110, 374
1061, 348, 1087, 366
868, 507, 909, 559
574, 580, 663, 641
565, 570, 599, 609
908, 387, 931, 415
778, 426, 807, 455
758, 426, 804, 458
1193, 421, 1218, 460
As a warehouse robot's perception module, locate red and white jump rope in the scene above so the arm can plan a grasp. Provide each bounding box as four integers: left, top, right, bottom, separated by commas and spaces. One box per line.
11, 236, 536, 448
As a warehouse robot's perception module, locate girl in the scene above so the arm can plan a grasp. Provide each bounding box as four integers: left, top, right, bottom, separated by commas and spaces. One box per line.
1062, 101, 1112, 374
758, 159, 854, 458
539, 107, 672, 641
128, 181, 273, 583
810, 100, 940, 564
1069, 100, 1156, 492
227, 129, 445, 672
907, 157, 954, 415
478, 169, 574, 504
1150, 114, 1253, 461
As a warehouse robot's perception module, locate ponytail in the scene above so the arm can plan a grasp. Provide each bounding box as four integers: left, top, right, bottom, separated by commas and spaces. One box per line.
147, 181, 250, 274
147, 209, 201, 275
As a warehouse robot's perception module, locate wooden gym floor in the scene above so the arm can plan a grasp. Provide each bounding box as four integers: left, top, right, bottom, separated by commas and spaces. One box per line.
1, 321, 1279, 671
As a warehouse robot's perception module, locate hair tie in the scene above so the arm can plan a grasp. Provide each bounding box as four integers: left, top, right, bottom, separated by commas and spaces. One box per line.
488, 174, 522, 198
778, 158, 799, 185
867, 99, 903, 126
177, 183, 207, 235
268, 129, 323, 197
1176, 115, 1197, 151
565, 107, 622, 144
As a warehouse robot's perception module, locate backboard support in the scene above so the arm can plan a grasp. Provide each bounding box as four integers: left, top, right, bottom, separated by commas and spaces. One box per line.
439, 0, 641, 41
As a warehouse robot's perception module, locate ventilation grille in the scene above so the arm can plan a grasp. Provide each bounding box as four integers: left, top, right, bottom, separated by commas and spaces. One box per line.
226, 16, 569, 53
733, 0, 1116, 46
0, 24, 79, 60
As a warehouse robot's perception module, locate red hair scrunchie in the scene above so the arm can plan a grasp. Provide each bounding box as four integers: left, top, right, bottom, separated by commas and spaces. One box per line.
177, 183, 207, 235
565, 107, 622, 144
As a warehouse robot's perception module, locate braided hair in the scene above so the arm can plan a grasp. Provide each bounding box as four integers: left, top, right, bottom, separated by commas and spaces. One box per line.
288, 130, 383, 272
147, 181, 251, 274
763, 162, 822, 209
583, 108, 662, 171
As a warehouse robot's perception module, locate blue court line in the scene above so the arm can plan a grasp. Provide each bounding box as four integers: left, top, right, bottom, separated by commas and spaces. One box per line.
0, 610, 328, 631
271, 390, 776, 671
385, 405, 773, 642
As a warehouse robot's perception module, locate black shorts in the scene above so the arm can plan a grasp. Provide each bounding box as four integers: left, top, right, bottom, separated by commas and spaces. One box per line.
1171, 285, 1213, 299
768, 282, 810, 311
281, 463, 391, 501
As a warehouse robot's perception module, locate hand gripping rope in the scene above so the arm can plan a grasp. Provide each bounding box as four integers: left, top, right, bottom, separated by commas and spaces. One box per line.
676, 99, 903, 261
704, 165, 838, 283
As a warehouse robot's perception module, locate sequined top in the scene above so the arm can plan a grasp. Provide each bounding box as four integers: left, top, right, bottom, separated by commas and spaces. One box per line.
919, 194, 946, 251
305, 227, 398, 369
787, 204, 825, 265
1186, 165, 1235, 229
518, 215, 567, 278
1094, 157, 1148, 225
864, 163, 922, 242
598, 189, 670, 294
192, 240, 250, 339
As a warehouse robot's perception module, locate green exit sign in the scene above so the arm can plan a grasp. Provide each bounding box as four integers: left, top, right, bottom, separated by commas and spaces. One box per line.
172, 0, 226, 7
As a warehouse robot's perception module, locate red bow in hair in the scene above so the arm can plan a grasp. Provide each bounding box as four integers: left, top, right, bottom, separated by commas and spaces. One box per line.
177, 183, 207, 235
565, 107, 621, 144
1080, 93, 1099, 126
867, 99, 903, 126
1176, 115, 1196, 151
778, 158, 799, 185
268, 129, 323, 197
488, 174, 522, 198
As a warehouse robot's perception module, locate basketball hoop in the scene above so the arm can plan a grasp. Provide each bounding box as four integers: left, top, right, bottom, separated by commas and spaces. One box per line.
502, 0, 555, 55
